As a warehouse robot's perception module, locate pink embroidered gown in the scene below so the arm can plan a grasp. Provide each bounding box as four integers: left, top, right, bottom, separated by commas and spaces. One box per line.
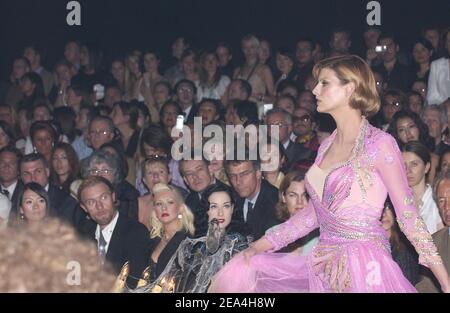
209, 118, 443, 293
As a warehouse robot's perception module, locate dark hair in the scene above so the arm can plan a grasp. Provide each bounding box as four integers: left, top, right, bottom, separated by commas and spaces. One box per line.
17, 182, 50, 219
20, 153, 49, 170
113, 101, 139, 130
32, 103, 52, 121
199, 50, 221, 88
153, 81, 173, 97
0, 145, 22, 161
175, 79, 197, 95
0, 121, 16, 145
296, 37, 315, 50
224, 145, 260, 173
198, 98, 223, 122
378, 33, 398, 45
233, 100, 259, 126
81, 44, 103, 72
50, 142, 80, 193
29, 121, 58, 144
53, 107, 78, 143
388, 110, 435, 151
232, 79, 252, 98
401, 141, 431, 166
276, 47, 295, 63
159, 100, 183, 126
21, 72, 45, 101
315, 113, 337, 133
89, 115, 115, 133
276, 80, 300, 96
275, 170, 307, 221
411, 37, 436, 68
200, 182, 236, 210
140, 124, 173, 158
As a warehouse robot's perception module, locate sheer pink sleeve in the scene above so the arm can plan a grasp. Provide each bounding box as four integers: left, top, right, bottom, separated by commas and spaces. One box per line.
375, 134, 442, 266
263, 200, 318, 252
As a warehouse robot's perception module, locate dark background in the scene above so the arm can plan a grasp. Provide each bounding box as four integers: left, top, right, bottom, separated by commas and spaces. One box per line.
1, 0, 449, 79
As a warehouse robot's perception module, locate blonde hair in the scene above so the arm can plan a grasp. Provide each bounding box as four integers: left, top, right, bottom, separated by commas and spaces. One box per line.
241, 34, 261, 53
149, 183, 195, 238
313, 54, 380, 117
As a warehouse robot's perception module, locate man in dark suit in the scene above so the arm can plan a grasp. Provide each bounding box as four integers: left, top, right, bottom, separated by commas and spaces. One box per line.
19, 153, 78, 225
225, 154, 281, 241
416, 172, 450, 293
0, 146, 23, 214
266, 108, 312, 171
174, 79, 198, 125
78, 176, 149, 288
180, 158, 227, 237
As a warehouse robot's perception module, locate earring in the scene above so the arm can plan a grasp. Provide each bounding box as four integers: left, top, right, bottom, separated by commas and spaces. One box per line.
20, 213, 25, 220
177, 214, 182, 219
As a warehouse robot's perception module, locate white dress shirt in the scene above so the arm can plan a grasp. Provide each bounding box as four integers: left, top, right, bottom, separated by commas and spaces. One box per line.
0, 193, 11, 229
420, 185, 444, 234
1, 180, 17, 201
427, 57, 450, 105
95, 212, 119, 254
243, 189, 260, 223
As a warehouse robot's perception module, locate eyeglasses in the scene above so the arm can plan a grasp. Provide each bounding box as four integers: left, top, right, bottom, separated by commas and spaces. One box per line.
384, 101, 402, 108
294, 115, 311, 123
89, 168, 114, 176
83, 192, 112, 209
178, 87, 193, 93
89, 130, 110, 137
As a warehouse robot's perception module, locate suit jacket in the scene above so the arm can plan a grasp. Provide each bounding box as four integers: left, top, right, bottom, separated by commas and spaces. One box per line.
10, 180, 24, 216
37, 68, 54, 96
47, 183, 78, 226
186, 179, 228, 238
283, 140, 312, 171
85, 213, 150, 288
415, 226, 450, 293
185, 104, 199, 125
229, 179, 281, 241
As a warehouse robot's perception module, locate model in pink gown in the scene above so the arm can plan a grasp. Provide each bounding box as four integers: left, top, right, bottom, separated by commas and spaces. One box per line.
209, 118, 443, 292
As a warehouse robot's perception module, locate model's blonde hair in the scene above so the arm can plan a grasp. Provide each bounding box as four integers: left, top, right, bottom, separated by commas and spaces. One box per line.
149, 183, 195, 238
313, 54, 380, 117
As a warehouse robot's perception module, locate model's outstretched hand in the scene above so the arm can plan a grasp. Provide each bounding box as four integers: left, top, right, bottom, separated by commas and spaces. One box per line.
241, 237, 274, 264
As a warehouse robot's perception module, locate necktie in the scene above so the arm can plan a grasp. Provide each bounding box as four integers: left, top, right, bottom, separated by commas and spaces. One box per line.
1, 188, 9, 200
246, 201, 254, 222
98, 231, 107, 265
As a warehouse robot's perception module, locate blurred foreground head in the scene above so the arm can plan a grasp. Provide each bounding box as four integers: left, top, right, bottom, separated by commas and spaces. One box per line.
0, 218, 115, 292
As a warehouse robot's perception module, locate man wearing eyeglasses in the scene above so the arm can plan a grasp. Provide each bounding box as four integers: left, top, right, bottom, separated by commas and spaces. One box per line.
293, 107, 319, 154
78, 175, 149, 289
18, 153, 77, 225
266, 108, 312, 172
87, 116, 116, 151
174, 79, 198, 125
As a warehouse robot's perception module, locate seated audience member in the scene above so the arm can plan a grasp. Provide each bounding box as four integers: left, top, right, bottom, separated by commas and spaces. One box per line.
260, 141, 286, 189
0, 121, 15, 150
421, 105, 448, 155
87, 116, 117, 151
159, 100, 182, 138
13, 182, 50, 228
111, 101, 140, 158
147, 183, 195, 283
0, 146, 23, 211
50, 142, 80, 194
275, 170, 319, 255
77, 176, 149, 289
197, 98, 222, 126
275, 94, 296, 115
416, 171, 450, 292
292, 107, 319, 153
136, 183, 248, 293
0, 193, 10, 229
407, 91, 425, 115
197, 50, 230, 102
402, 141, 443, 234
381, 200, 419, 285
427, 28, 450, 105
30, 121, 58, 163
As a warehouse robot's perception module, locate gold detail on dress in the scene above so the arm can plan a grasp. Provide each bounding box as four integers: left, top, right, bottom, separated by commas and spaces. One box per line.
403, 211, 413, 219
403, 195, 414, 206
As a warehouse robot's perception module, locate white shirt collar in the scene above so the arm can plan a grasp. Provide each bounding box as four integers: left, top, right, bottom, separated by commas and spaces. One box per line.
44, 184, 49, 192
283, 140, 291, 150
95, 212, 119, 253
1, 181, 17, 199
183, 105, 193, 121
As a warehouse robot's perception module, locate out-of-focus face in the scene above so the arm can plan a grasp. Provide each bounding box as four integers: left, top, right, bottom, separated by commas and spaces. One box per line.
276, 53, 293, 74
203, 54, 218, 74
56, 64, 72, 84
20, 160, 49, 187
412, 81, 427, 99
111, 61, 125, 82
0, 127, 11, 149
424, 29, 440, 50
259, 40, 271, 64
181, 160, 213, 193
242, 40, 258, 60
19, 77, 34, 95
379, 38, 398, 63
282, 181, 308, 216
304, 75, 317, 92
181, 55, 196, 75
381, 206, 395, 232
127, 55, 141, 75
207, 191, 233, 229
298, 90, 315, 111
396, 117, 419, 144
161, 104, 178, 129
104, 87, 122, 108
382, 94, 403, 122
143, 143, 166, 158
20, 189, 47, 223
276, 97, 295, 114
198, 101, 218, 125
227, 161, 261, 199
373, 72, 385, 96
363, 29, 380, 49
266, 112, 291, 144
88, 162, 115, 183
216, 46, 232, 67
153, 84, 170, 105
12, 59, 29, 81
80, 46, 90, 67
227, 81, 247, 101
80, 183, 117, 227
295, 41, 313, 65
24, 47, 38, 66
64, 42, 80, 64
172, 38, 186, 59
88, 120, 114, 150
279, 86, 298, 99
176, 82, 195, 106
312, 68, 349, 115
75, 108, 89, 130
143, 162, 171, 191
408, 94, 424, 115
436, 179, 450, 226
412, 43, 432, 65
423, 109, 443, 139
440, 152, 450, 174
51, 148, 70, 177
111, 105, 127, 127
33, 106, 51, 122
330, 32, 351, 53
0, 107, 14, 126
153, 189, 181, 225
0, 151, 18, 184
293, 107, 313, 136
143, 53, 159, 73
204, 142, 224, 174
65, 88, 82, 108
32, 129, 54, 157
260, 143, 282, 173
402, 151, 428, 187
